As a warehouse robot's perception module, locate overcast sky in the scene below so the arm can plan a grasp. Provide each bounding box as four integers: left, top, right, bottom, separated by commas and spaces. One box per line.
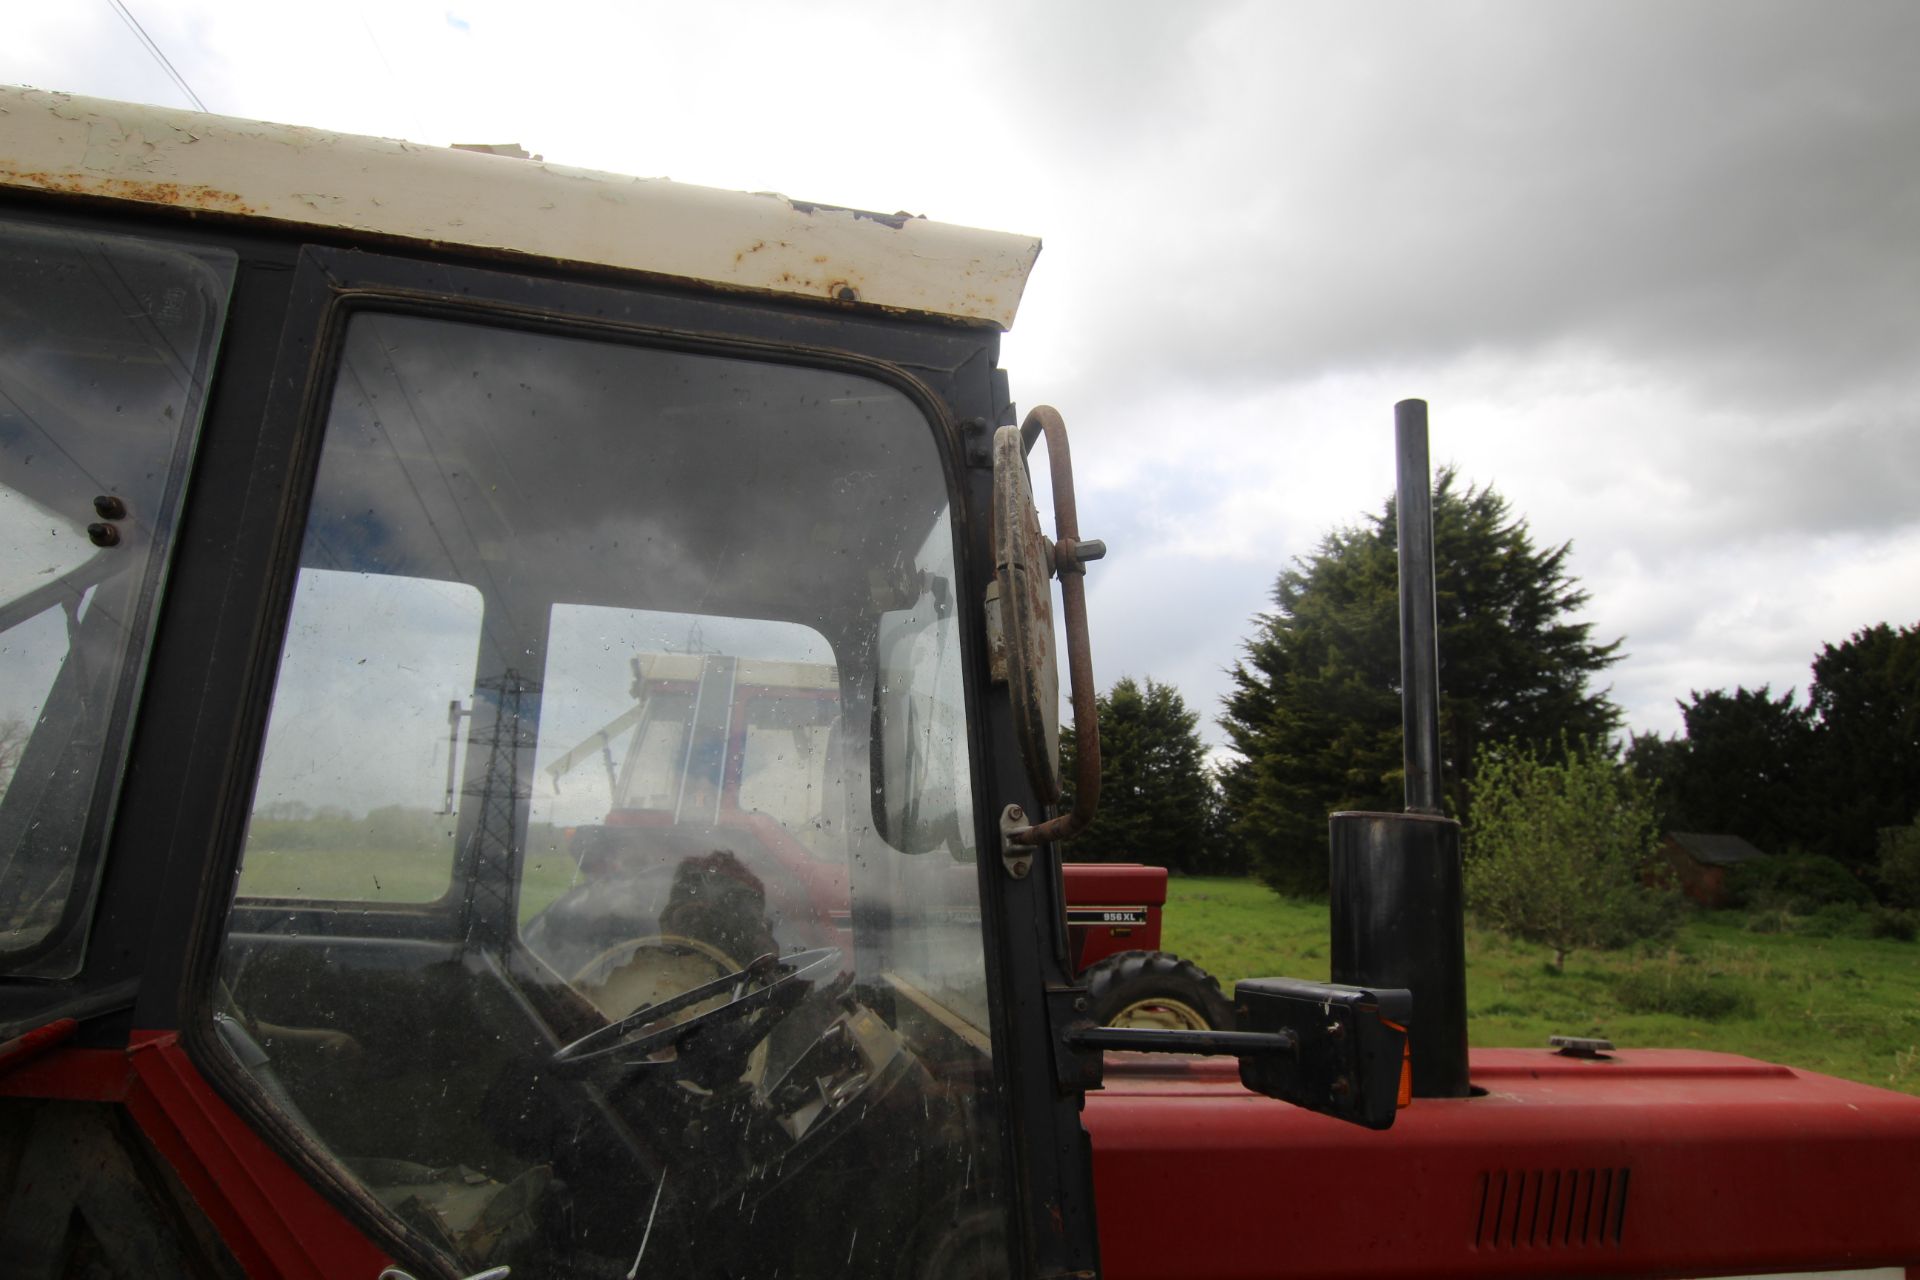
9, 1, 1918, 754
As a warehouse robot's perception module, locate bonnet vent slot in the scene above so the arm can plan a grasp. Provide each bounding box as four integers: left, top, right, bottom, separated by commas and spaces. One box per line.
1473, 1168, 1630, 1250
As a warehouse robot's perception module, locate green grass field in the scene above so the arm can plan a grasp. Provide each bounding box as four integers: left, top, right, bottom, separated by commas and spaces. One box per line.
234, 845, 581, 922
235, 847, 455, 903
1162, 875, 1920, 1097
229, 852, 1920, 1095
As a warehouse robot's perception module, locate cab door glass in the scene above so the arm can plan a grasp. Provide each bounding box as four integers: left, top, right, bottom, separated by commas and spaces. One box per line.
875, 520, 974, 858
216, 309, 1008, 1278
0, 218, 235, 977
237, 568, 483, 902
874, 521, 988, 1027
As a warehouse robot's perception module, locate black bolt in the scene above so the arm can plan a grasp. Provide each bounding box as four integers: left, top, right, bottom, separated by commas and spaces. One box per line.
93, 494, 127, 519
87, 522, 121, 548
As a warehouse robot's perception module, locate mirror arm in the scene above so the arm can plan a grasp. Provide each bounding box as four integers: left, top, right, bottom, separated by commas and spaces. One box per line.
1007, 406, 1101, 849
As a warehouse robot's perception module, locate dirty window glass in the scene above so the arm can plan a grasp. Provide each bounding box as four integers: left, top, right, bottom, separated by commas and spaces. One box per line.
236, 570, 483, 902
876, 519, 974, 858
216, 311, 1007, 1279
519, 606, 842, 928
0, 218, 234, 977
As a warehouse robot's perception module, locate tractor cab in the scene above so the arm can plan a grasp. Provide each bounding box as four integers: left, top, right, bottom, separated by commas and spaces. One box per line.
0, 85, 1052, 1280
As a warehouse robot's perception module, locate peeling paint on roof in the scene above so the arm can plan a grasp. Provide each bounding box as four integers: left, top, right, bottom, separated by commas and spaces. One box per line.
0, 86, 1042, 329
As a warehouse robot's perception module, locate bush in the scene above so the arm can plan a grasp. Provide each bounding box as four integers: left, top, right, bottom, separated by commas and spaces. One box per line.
1877, 820, 1920, 910
1465, 737, 1682, 969
1725, 852, 1871, 912
1870, 906, 1918, 942
1613, 966, 1755, 1020
1795, 901, 1870, 939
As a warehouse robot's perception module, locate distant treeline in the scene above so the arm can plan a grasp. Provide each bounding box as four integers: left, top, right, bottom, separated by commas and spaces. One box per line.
248, 803, 568, 855
1628, 622, 1919, 874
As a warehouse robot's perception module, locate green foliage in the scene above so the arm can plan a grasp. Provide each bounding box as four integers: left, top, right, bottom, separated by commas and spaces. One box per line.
1875, 818, 1920, 910
1724, 852, 1871, 913
1627, 623, 1918, 873
1463, 737, 1679, 968
1869, 907, 1918, 943
1061, 677, 1231, 874
1627, 686, 1817, 852
1621, 730, 1686, 829
1612, 963, 1756, 1021
1795, 902, 1871, 939
1807, 623, 1920, 869
1220, 470, 1621, 895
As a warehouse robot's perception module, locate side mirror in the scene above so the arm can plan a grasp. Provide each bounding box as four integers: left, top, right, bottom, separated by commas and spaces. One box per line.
1236, 978, 1412, 1131
989, 408, 1106, 853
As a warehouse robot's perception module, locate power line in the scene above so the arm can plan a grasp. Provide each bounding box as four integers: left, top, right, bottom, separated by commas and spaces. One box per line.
104, 0, 208, 113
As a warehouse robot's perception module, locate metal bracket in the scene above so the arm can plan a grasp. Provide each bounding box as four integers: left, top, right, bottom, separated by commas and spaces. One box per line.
1047, 985, 1104, 1093
1068, 1026, 1299, 1057
1043, 976, 1301, 1095
959, 416, 995, 469
1000, 803, 1034, 879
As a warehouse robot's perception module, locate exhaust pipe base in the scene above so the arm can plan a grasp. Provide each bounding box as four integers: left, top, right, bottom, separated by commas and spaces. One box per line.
1329, 809, 1471, 1098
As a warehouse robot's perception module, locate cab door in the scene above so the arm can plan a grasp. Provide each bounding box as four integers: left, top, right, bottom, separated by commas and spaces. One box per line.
173, 245, 1101, 1280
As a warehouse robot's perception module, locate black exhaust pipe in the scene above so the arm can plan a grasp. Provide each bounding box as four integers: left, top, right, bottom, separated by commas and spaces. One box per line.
1394, 399, 1445, 819
1327, 399, 1471, 1099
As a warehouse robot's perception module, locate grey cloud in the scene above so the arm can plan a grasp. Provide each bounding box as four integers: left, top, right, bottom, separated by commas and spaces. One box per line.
1708, 406, 1920, 538
12, 1, 1914, 756
1080, 545, 1276, 751
1002, 2, 1920, 415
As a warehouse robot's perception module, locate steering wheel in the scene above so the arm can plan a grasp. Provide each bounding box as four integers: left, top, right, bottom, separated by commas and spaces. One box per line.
551, 946, 841, 1073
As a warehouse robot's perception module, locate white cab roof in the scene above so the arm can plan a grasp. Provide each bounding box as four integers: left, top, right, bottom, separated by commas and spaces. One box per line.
0, 86, 1041, 329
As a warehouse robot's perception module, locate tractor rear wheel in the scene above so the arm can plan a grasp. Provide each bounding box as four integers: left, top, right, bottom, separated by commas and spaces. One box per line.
1081, 950, 1233, 1031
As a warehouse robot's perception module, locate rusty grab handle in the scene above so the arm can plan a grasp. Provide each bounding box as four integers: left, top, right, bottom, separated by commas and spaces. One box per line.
1007, 405, 1102, 848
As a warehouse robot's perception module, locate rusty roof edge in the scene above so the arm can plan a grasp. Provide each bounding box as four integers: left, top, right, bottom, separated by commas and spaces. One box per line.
0, 85, 1042, 330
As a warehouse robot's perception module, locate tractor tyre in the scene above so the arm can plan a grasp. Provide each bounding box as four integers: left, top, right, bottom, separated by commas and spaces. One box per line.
1081, 950, 1233, 1031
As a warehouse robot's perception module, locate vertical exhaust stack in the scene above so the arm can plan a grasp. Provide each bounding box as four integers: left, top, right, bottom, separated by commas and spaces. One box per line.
1327, 400, 1472, 1098
1394, 399, 1446, 820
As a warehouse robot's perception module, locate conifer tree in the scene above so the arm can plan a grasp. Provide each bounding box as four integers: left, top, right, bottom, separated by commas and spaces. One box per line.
1060, 677, 1228, 873
1220, 470, 1622, 894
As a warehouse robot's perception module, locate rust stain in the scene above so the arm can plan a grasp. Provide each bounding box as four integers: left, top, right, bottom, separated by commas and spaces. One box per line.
1, 168, 255, 214
761, 269, 862, 303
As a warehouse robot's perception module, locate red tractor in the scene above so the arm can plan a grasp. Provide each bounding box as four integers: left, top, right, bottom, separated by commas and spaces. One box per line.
1063, 865, 1231, 1031
1, 86, 1917, 1280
